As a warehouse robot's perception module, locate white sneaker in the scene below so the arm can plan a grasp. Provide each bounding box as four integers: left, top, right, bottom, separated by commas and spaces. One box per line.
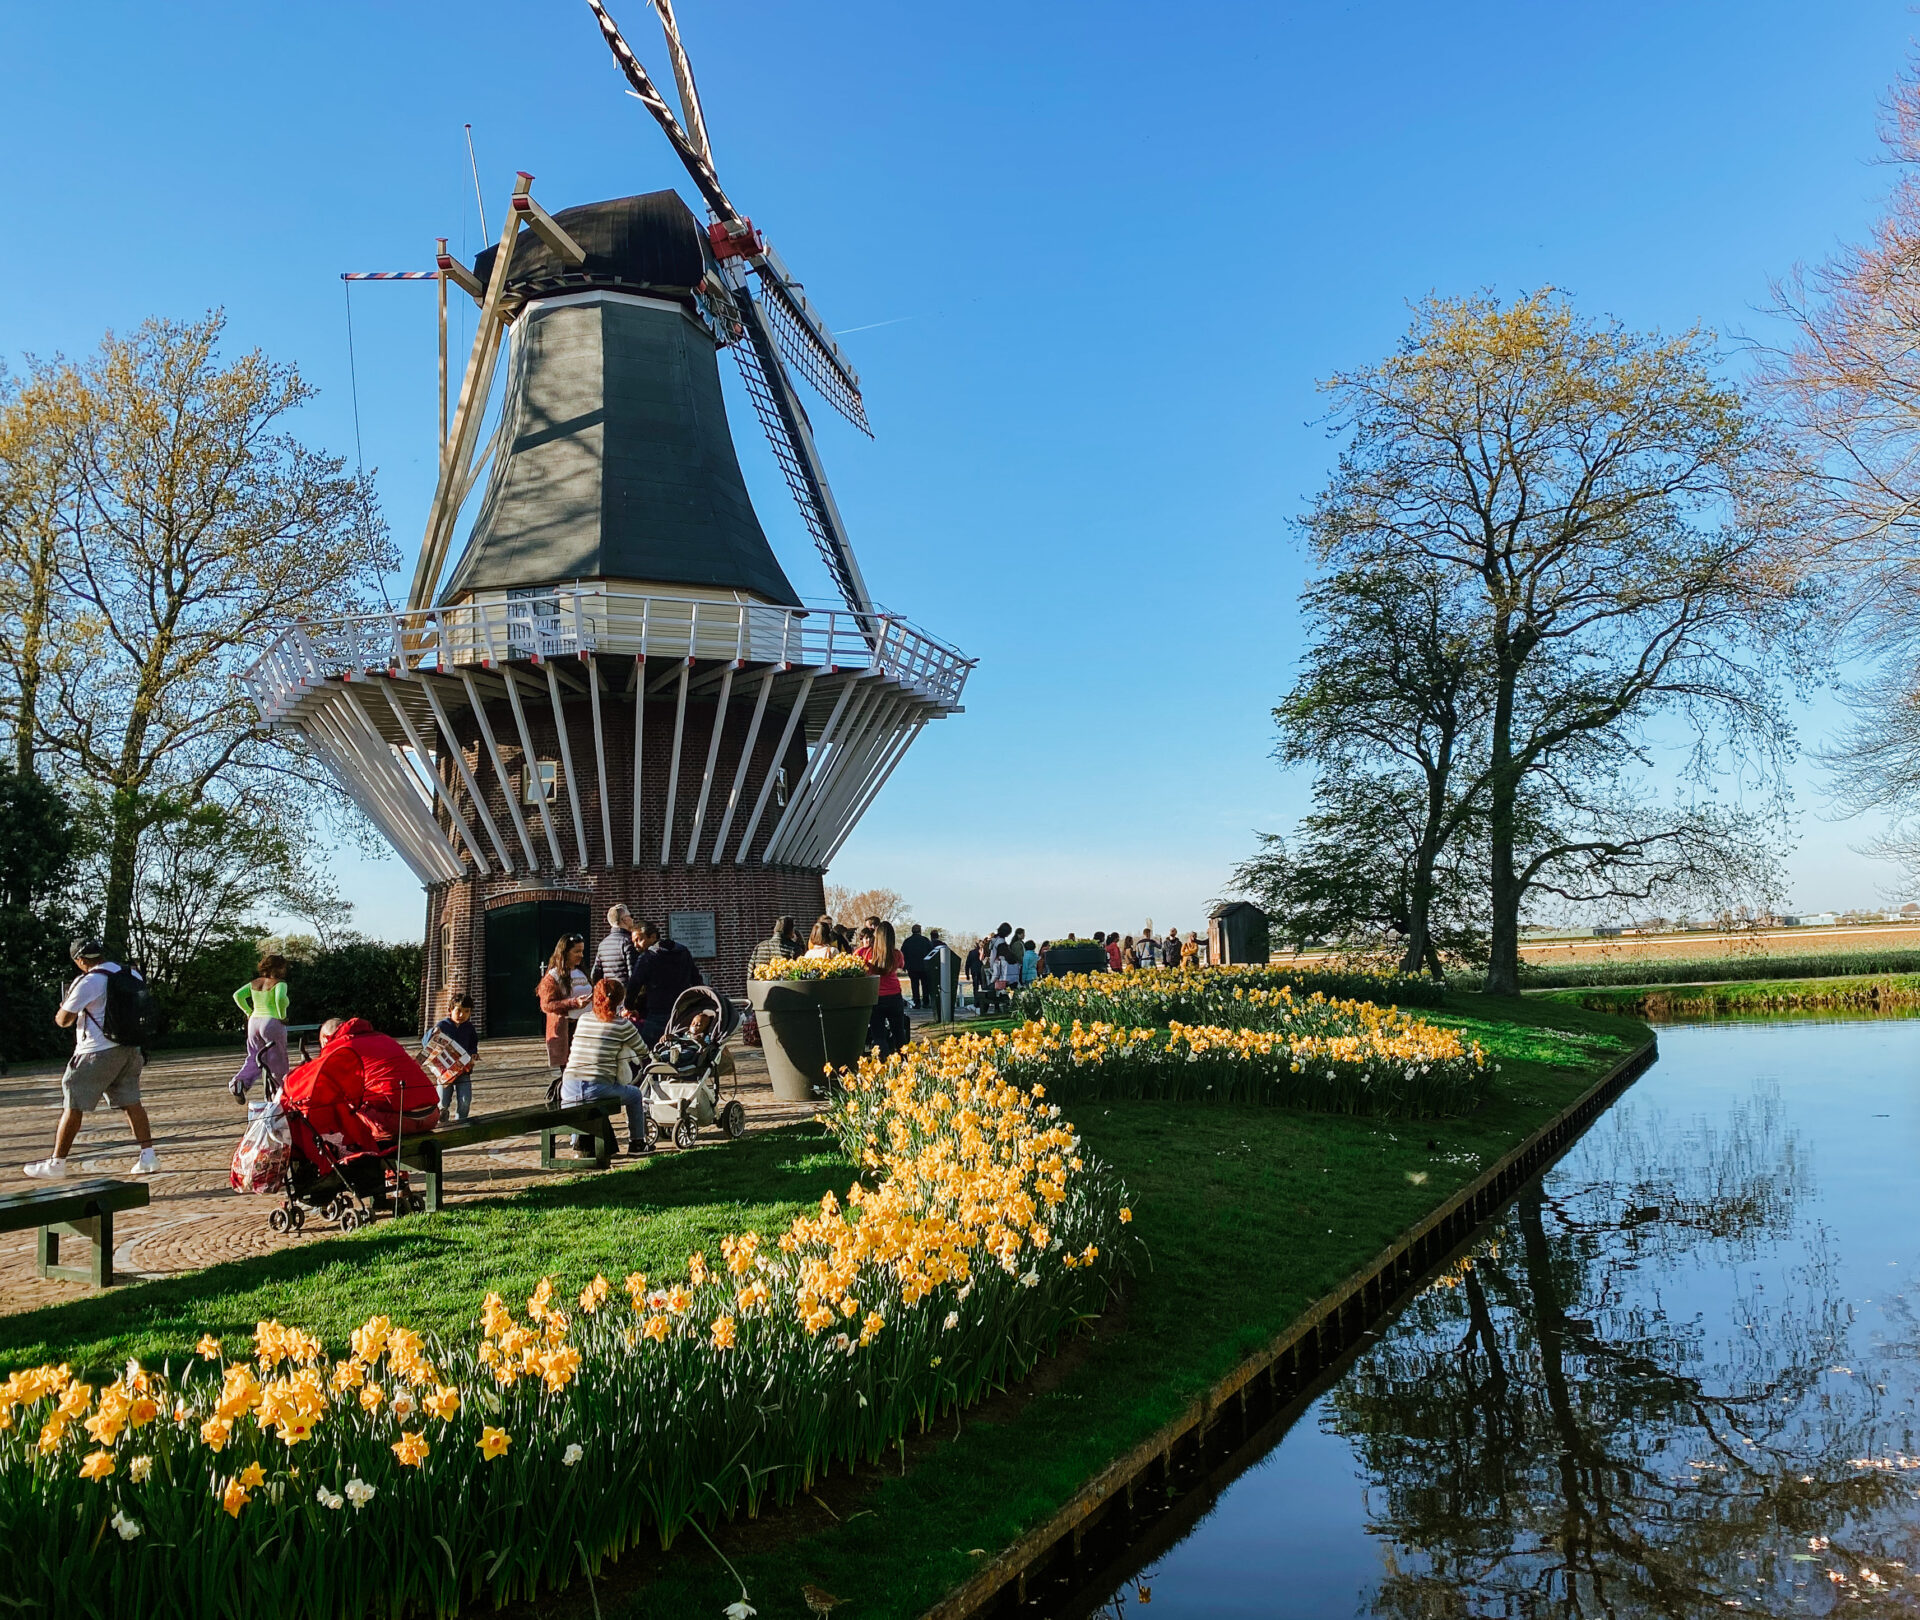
23, 1158, 68, 1179
130, 1149, 159, 1175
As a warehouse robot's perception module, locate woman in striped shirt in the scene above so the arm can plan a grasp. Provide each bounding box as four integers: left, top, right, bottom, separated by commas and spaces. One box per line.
561, 979, 651, 1154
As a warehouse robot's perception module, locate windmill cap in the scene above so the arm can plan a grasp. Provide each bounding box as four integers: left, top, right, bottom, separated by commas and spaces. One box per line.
473, 190, 709, 306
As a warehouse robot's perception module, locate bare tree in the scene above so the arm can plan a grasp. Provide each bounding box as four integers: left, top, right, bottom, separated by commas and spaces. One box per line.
1760, 56, 1920, 876
1308, 291, 1814, 993
31, 313, 394, 955
0, 361, 85, 778
823, 885, 910, 928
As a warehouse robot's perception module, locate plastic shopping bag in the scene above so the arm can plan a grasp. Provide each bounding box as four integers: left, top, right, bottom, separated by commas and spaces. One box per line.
230, 1101, 292, 1194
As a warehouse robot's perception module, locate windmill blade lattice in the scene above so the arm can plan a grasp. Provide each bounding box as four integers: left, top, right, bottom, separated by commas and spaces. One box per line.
729, 281, 873, 614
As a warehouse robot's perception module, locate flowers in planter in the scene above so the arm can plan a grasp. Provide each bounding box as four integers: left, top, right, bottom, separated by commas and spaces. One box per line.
749, 952, 874, 982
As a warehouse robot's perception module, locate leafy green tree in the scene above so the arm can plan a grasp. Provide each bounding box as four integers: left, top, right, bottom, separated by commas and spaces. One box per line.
0, 766, 85, 1065
1307, 292, 1814, 993
1260, 561, 1492, 974
1230, 771, 1487, 975
24, 313, 393, 957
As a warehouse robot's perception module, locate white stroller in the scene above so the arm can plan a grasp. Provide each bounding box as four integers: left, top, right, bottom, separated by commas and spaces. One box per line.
638, 987, 746, 1150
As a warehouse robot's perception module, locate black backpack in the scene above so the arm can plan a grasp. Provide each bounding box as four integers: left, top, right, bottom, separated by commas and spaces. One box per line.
96, 964, 157, 1049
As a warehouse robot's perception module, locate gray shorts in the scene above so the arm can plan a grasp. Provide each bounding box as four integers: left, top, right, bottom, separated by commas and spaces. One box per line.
63, 1046, 145, 1112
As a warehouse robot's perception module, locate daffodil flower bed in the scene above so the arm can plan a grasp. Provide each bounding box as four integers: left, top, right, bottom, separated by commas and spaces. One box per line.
0, 1050, 1130, 1619
748, 952, 873, 981
902, 1004, 1491, 1118
1020, 962, 1446, 1022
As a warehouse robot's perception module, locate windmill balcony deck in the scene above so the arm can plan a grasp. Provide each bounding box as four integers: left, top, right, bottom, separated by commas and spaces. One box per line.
243, 585, 972, 886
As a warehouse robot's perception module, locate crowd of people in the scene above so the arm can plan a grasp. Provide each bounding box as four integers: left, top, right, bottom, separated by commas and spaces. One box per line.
960, 924, 1204, 1010
16, 906, 1209, 1184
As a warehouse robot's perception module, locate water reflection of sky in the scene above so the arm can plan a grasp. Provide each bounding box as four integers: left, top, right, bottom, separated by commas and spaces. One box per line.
1096, 1019, 1920, 1618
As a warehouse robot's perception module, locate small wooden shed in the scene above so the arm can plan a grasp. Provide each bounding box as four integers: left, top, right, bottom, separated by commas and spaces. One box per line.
1209, 901, 1270, 966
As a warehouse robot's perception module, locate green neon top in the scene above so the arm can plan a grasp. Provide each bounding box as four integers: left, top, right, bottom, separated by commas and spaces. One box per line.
234, 979, 289, 1021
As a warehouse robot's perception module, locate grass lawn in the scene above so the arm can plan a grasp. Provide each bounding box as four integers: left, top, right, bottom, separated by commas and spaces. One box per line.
1542, 973, 1920, 1019
0, 992, 1648, 1620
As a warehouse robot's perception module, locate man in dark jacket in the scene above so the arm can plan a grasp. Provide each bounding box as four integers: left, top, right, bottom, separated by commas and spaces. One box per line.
900, 922, 933, 1008
594, 905, 639, 986
630, 920, 703, 1044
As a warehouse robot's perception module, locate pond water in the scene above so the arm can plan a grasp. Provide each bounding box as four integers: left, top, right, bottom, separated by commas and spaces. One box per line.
1092, 1018, 1920, 1618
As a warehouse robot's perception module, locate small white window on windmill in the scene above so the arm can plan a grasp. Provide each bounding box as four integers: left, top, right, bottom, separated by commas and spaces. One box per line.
523, 760, 560, 807
773, 766, 789, 809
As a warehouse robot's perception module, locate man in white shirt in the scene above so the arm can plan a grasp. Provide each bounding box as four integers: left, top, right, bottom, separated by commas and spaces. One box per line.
24, 939, 159, 1180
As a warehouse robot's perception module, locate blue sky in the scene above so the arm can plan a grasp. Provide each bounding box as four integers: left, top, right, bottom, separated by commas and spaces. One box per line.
5, 0, 1916, 940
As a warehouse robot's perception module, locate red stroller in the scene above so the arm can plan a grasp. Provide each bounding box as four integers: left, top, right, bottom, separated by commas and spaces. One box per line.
263, 1019, 439, 1233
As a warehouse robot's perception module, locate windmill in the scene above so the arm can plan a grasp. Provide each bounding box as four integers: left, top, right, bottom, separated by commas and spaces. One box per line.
244, 2, 970, 1029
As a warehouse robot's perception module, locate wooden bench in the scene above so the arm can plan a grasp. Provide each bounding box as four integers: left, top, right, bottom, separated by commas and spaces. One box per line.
400, 1102, 620, 1212
0, 1179, 152, 1288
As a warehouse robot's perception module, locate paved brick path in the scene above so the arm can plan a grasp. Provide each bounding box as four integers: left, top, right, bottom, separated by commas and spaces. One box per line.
0, 1035, 818, 1317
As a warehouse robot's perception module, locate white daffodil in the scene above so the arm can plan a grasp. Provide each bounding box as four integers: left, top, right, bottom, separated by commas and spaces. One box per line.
344, 1478, 376, 1510
128, 1455, 152, 1483
563, 1443, 584, 1467
943, 1311, 959, 1330
316, 1486, 345, 1510
725, 1603, 758, 1619
110, 1511, 142, 1541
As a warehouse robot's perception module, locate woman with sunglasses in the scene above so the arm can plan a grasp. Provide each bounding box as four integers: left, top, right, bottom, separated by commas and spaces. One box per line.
538, 934, 592, 1089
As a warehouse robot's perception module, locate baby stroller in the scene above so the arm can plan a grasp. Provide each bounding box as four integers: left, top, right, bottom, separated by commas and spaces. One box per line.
271, 1108, 426, 1234
245, 1018, 435, 1233
638, 987, 746, 1150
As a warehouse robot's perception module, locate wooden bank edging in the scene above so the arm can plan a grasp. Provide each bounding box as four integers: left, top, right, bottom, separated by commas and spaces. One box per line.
921, 1033, 1661, 1620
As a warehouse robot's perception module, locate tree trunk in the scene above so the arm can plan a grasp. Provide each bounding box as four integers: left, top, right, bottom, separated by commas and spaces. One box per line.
12, 530, 57, 778
102, 788, 140, 959
1485, 631, 1523, 996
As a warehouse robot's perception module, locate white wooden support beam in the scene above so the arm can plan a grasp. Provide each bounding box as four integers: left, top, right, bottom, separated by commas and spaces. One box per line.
773, 679, 885, 864
684, 664, 733, 863
512, 188, 588, 264
544, 661, 591, 870
813, 702, 915, 867
784, 689, 894, 865
736, 674, 812, 862
792, 694, 901, 866
308, 707, 449, 884
711, 670, 774, 863
585, 653, 615, 866
502, 666, 564, 871
630, 654, 647, 865
330, 690, 467, 879
762, 675, 862, 863
411, 674, 516, 872
824, 719, 926, 867
658, 660, 691, 866
374, 681, 493, 874
460, 670, 539, 869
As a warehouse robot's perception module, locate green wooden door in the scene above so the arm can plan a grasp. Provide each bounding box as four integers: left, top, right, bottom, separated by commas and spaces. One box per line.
483, 900, 589, 1037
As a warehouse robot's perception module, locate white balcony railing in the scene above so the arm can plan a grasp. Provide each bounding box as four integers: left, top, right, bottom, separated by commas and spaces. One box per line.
244, 586, 973, 723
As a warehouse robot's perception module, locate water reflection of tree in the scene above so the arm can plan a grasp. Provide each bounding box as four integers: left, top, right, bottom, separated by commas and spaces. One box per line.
1328, 1085, 1920, 1616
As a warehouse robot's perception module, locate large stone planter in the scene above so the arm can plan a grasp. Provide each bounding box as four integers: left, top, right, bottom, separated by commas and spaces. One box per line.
748, 974, 881, 1103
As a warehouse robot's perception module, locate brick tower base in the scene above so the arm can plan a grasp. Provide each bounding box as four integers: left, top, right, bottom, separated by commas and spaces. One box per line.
423, 863, 826, 1037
